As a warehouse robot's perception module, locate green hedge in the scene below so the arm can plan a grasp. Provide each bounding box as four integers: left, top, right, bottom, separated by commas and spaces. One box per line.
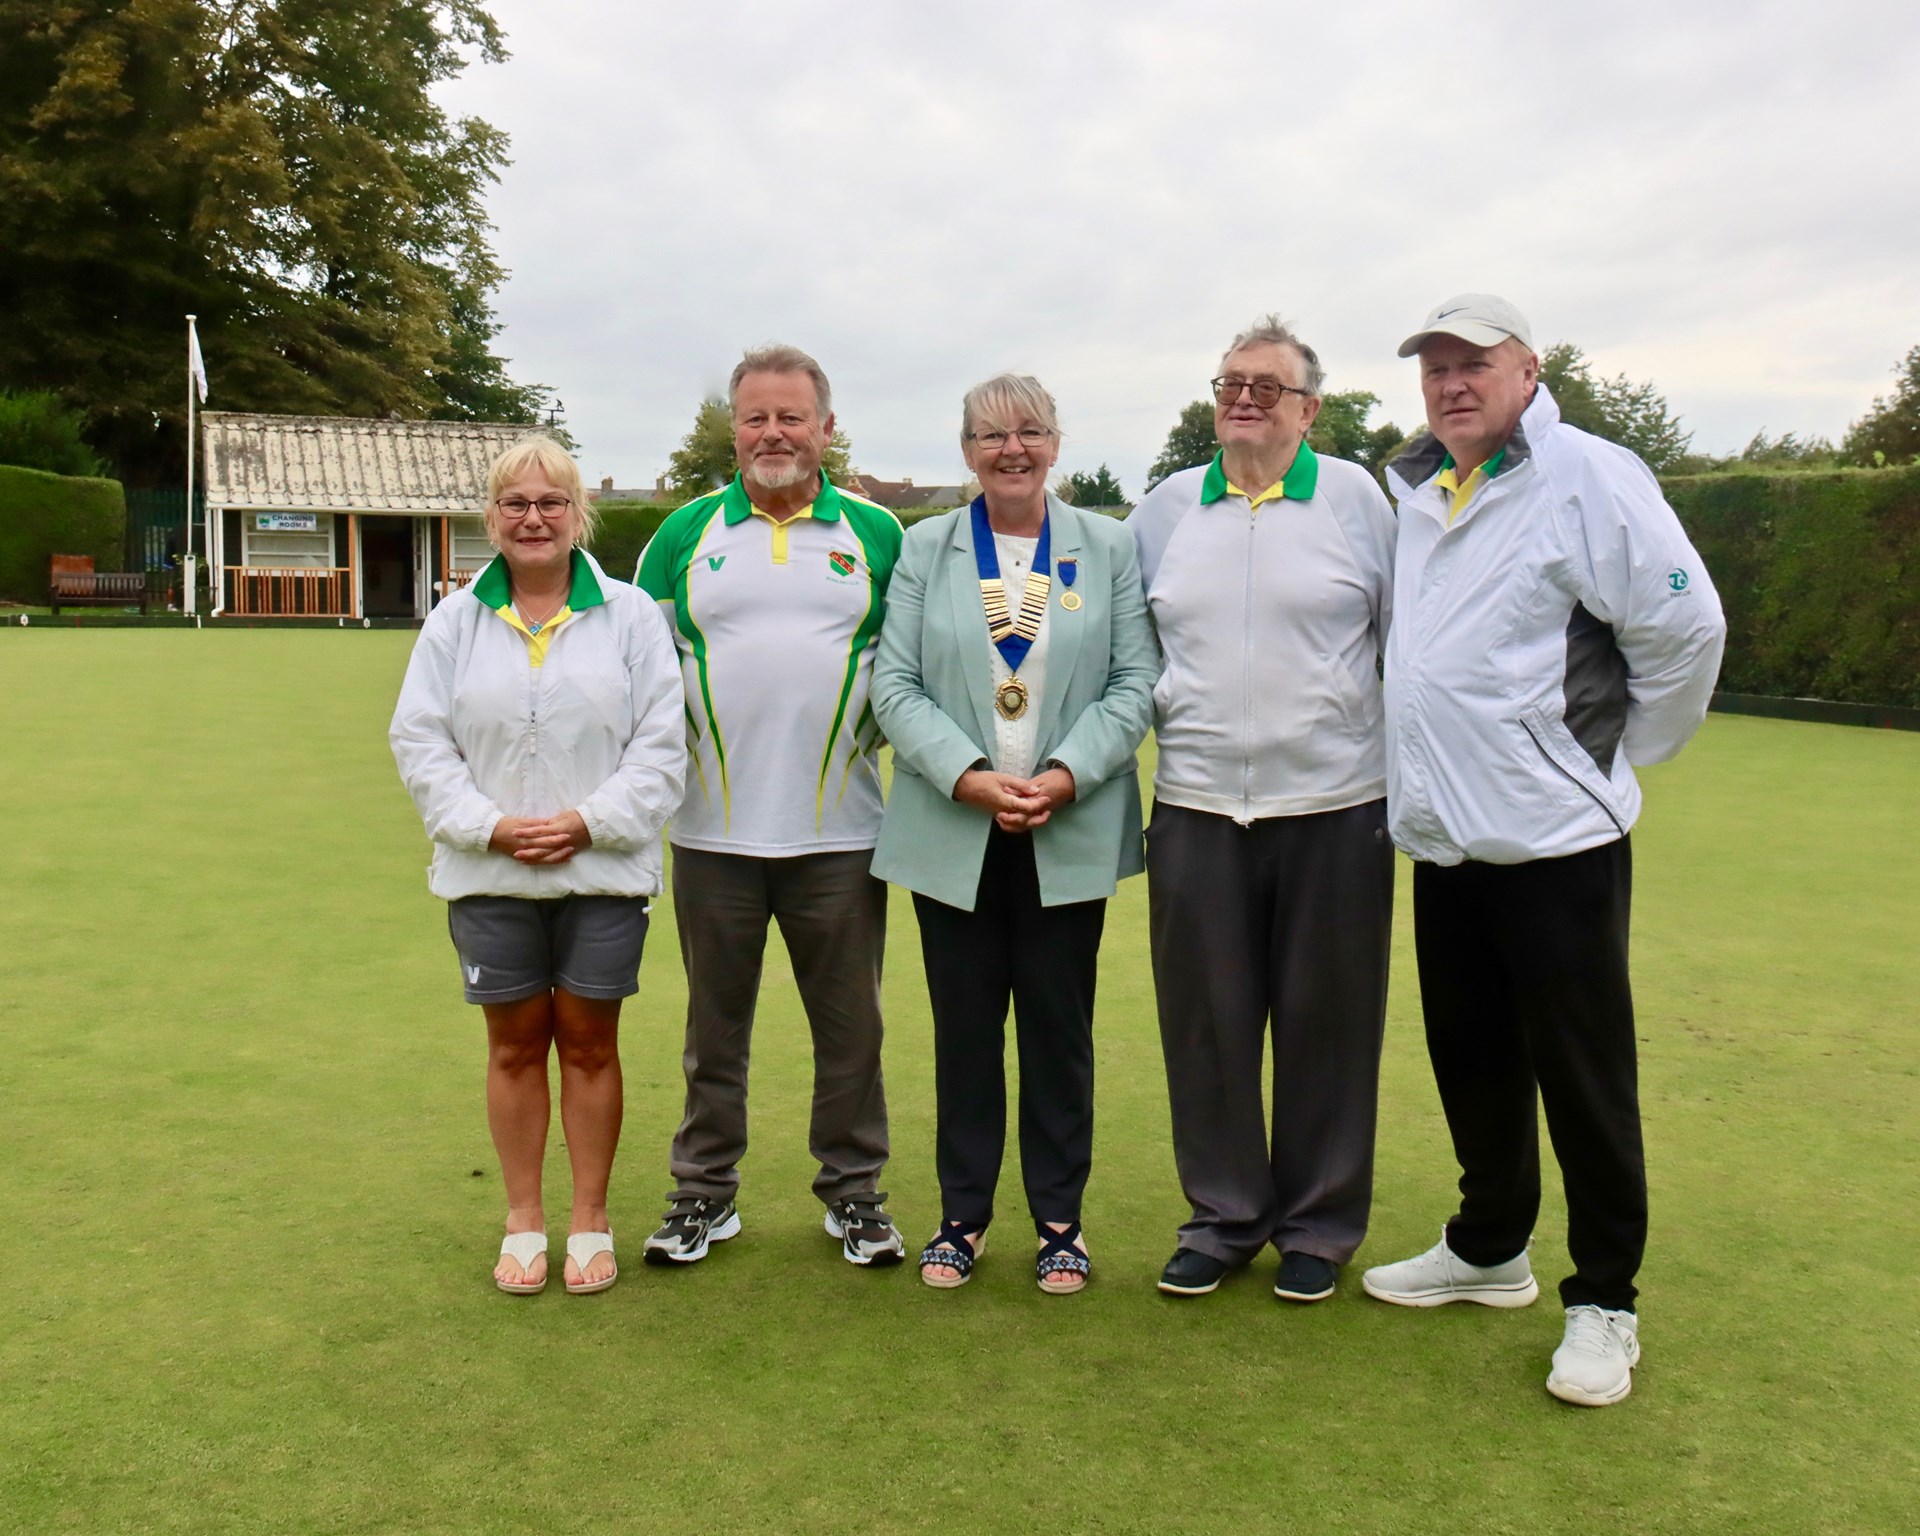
1665, 465, 1920, 708
586, 499, 679, 582
0, 463, 127, 603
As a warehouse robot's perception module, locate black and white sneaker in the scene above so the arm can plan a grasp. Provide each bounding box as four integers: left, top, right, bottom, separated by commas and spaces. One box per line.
824, 1192, 906, 1266
642, 1194, 741, 1266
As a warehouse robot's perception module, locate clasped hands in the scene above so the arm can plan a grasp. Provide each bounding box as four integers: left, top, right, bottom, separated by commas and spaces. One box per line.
489, 810, 592, 864
953, 765, 1076, 833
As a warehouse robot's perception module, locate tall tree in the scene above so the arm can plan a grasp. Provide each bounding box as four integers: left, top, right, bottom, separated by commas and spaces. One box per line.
1841, 344, 1920, 466
1537, 343, 1691, 472
664, 395, 856, 501
1059, 464, 1127, 507
1308, 390, 1405, 474
665, 397, 738, 500
0, 0, 545, 484
0, 390, 104, 476
1145, 400, 1217, 490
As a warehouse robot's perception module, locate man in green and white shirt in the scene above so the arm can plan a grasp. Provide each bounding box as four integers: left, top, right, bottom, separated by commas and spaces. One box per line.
635, 344, 907, 1268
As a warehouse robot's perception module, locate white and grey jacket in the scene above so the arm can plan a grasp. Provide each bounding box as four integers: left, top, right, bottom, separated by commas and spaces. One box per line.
1128, 445, 1397, 822
389, 550, 688, 900
1383, 384, 1726, 865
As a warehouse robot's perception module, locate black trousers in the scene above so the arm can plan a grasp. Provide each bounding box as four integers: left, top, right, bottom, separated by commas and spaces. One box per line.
1148, 800, 1394, 1265
1413, 836, 1645, 1312
911, 827, 1107, 1229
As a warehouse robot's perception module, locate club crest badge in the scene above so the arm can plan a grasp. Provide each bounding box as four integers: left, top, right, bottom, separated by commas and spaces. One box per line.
828, 550, 857, 577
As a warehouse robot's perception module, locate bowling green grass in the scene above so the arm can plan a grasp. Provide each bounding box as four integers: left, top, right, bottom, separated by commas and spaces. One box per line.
2, 629, 1916, 1536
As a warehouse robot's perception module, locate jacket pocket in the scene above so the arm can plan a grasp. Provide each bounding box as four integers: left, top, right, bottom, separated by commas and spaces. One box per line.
1519, 704, 1626, 836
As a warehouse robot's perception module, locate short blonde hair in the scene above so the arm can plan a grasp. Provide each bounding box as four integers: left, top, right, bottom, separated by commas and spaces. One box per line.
482, 435, 598, 549
960, 372, 1061, 447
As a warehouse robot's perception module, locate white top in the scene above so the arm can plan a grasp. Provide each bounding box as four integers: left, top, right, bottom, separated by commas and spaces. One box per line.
1128, 450, 1397, 823
1382, 385, 1726, 865
635, 485, 903, 856
389, 551, 688, 899
986, 531, 1051, 778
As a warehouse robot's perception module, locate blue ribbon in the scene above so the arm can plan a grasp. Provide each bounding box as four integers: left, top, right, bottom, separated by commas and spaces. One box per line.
971, 496, 1049, 674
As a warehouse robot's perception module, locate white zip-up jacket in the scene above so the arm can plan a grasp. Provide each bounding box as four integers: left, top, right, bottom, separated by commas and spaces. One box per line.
390, 550, 688, 900
1383, 385, 1726, 865
1129, 445, 1396, 822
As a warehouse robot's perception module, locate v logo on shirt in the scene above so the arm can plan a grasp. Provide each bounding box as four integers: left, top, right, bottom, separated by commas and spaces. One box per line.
707, 555, 726, 571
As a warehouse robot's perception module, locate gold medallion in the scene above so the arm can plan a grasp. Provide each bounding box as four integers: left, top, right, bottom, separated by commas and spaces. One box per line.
1060, 590, 1083, 611
994, 676, 1030, 721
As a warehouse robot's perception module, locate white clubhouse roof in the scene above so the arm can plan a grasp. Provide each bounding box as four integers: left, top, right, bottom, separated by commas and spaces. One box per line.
201, 412, 545, 514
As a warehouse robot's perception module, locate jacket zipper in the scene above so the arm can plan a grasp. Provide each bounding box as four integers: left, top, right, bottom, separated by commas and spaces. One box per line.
1520, 717, 1625, 837
1238, 508, 1256, 826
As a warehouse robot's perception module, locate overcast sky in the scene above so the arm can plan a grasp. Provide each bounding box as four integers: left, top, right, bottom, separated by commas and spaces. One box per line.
436, 0, 1920, 495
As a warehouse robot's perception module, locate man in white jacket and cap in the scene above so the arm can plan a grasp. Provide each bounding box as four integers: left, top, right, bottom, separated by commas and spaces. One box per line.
1362, 295, 1726, 1406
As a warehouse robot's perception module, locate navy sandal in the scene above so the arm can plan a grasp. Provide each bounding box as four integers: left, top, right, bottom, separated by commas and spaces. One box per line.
1035, 1221, 1090, 1295
919, 1221, 986, 1289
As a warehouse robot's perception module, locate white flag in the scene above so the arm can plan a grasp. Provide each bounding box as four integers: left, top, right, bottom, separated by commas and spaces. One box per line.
188, 323, 209, 403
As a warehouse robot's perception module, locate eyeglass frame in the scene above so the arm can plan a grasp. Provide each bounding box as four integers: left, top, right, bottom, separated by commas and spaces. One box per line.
966, 427, 1055, 450
1210, 375, 1315, 408
492, 494, 574, 520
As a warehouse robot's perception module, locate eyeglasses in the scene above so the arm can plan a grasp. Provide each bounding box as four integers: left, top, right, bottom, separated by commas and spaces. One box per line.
1211, 376, 1313, 408
494, 495, 573, 519
967, 428, 1054, 450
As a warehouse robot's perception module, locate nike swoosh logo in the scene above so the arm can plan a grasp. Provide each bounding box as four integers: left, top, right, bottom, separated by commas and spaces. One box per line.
1435, 307, 1468, 319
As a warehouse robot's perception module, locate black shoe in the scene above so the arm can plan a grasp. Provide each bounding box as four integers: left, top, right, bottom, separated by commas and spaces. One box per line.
824, 1192, 906, 1267
641, 1194, 741, 1266
1274, 1251, 1338, 1302
1158, 1247, 1229, 1296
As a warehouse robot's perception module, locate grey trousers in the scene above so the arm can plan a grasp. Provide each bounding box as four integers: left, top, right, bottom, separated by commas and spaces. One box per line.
1148, 800, 1393, 1266
667, 845, 890, 1204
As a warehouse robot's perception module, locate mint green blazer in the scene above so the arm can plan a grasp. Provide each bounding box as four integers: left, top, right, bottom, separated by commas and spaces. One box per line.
870, 496, 1157, 911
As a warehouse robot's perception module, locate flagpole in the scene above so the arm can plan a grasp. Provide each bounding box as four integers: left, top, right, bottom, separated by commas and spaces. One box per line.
185, 314, 199, 615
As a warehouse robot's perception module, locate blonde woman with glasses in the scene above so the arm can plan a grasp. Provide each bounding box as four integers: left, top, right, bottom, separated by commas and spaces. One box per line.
391, 436, 686, 1297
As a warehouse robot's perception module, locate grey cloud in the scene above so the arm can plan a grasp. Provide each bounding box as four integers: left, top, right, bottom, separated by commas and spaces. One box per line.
447, 0, 1920, 486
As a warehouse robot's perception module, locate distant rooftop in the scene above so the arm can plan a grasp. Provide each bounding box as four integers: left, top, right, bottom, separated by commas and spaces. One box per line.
853, 474, 970, 510
201, 412, 543, 513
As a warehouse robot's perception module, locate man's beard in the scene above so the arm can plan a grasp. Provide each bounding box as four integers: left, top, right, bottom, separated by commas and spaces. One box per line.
746, 451, 812, 491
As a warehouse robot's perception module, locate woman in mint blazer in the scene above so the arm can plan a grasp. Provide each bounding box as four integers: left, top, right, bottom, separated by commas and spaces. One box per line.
870, 373, 1157, 1295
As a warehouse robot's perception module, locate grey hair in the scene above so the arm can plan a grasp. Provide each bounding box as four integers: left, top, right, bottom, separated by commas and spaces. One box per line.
960, 372, 1061, 446
729, 343, 832, 419
1220, 314, 1325, 397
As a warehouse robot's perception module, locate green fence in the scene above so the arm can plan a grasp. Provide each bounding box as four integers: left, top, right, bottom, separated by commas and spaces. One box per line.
124, 487, 206, 571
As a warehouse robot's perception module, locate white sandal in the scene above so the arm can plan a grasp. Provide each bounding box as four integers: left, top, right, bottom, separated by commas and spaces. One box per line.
496, 1231, 548, 1295
565, 1231, 618, 1295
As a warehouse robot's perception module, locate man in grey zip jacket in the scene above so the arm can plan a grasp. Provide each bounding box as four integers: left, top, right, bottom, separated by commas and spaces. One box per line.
1129, 316, 1397, 1305
1361, 294, 1725, 1408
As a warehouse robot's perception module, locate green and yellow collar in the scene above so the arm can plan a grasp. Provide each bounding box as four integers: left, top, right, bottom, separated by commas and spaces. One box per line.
720, 471, 846, 527
1200, 443, 1320, 506
470, 547, 606, 612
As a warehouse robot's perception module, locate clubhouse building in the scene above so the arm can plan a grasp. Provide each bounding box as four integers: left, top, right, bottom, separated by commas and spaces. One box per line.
201, 412, 543, 619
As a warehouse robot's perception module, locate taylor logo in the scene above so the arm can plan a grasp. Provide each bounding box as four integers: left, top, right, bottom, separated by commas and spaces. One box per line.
707, 555, 726, 571
1667, 568, 1689, 592
828, 550, 857, 577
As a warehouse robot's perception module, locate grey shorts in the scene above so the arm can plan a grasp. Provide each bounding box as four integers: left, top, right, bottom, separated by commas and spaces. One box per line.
446, 895, 651, 1005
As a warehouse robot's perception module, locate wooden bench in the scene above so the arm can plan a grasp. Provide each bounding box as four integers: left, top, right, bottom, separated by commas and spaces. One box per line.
49, 554, 157, 615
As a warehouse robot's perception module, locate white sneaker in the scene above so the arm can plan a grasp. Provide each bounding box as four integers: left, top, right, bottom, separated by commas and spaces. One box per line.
1547, 1305, 1640, 1406
1360, 1227, 1539, 1308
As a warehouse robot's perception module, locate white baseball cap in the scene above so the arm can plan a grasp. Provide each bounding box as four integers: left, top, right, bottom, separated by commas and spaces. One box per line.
1397, 293, 1533, 357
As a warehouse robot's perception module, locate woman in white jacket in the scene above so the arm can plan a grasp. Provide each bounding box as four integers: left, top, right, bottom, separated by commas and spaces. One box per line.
391, 437, 686, 1296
